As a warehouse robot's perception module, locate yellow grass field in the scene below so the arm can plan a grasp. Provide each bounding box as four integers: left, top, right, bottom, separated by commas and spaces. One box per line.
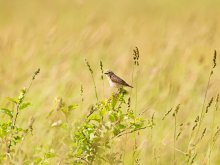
0, 0, 220, 164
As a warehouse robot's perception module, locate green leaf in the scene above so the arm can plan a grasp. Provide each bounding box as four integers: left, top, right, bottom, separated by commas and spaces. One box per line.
33, 157, 43, 164
0, 122, 12, 137
127, 111, 135, 119
132, 122, 145, 130
20, 102, 32, 110
88, 114, 101, 122
7, 97, 18, 104
12, 135, 22, 146
111, 95, 118, 109
100, 107, 107, 116
110, 111, 119, 122
0, 108, 13, 118
113, 128, 120, 136
61, 107, 68, 114
68, 104, 78, 111
118, 123, 126, 130
109, 113, 117, 122
44, 149, 56, 158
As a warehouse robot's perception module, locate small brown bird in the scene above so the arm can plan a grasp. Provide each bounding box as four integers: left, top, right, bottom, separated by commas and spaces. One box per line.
104, 70, 133, 88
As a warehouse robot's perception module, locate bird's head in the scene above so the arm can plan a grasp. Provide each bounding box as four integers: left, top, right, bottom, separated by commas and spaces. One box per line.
104, 70, 114, 76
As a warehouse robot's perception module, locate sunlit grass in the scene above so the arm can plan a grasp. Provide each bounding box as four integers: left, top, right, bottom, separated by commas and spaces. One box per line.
0, 0, 220, 164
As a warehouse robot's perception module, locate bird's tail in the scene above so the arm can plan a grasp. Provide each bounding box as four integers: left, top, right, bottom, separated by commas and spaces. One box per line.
128, 84, 133, 88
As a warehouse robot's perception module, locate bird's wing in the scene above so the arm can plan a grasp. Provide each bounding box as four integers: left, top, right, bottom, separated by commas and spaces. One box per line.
111, 74, 132, 87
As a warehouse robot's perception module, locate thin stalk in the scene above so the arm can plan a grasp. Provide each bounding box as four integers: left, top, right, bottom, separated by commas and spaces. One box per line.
195, 70, 212, 138
173, 115, 177, 165
100, 60, 105, 98
208, 94, 219, 164
92, 75, 98, 101
7, 68, 40, 153
134, 70, 138, 114
85, 59, 98, 101
196, 50, 217, 138
131, 47, 139, 164
80, 85, 84, 111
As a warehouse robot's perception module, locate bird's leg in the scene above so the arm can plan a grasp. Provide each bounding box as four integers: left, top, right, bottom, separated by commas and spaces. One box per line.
114, 88, 128, 98
112, 88, 120, 97
117, 88, 124, 94
119, 88, 128, 95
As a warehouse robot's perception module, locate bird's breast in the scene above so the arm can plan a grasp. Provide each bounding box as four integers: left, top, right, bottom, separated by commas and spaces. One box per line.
107, 76, 115, 87
106, 76, 122, 88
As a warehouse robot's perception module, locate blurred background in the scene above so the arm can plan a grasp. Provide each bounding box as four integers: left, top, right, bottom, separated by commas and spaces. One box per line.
0, 0, 220, 164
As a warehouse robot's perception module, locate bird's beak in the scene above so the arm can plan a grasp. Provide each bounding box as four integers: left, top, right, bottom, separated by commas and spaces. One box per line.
104, 72, 108, 75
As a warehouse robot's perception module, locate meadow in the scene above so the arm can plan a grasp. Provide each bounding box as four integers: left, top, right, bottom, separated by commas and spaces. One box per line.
0, 0, 220, 164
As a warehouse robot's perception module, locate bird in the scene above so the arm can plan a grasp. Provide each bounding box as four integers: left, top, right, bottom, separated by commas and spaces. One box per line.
104, 70, 133, 88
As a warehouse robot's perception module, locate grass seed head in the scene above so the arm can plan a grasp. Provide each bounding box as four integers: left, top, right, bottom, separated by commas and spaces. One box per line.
215, 94, 219, 111
192, 116, 199, 130
205, 97, 214, 113
85, 59, 93, 74
100, 61, 104, 80
172, 104, 180, 117
32, 68, 40, 80
213, 50, 217, 69
213, 126, 220, 142
195, 116, 199, 122
162, 108, 173, 120
127, 97, 131, 111
133, 47, 140, 66
200, 128, 207, 140
80, 85, 84, 102
192, 123, 198, 131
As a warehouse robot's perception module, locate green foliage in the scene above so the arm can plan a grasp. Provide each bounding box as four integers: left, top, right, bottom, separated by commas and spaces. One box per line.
0, 69, 40, 163
69, 90, 147, 164
32, 146, 56, 165
0, 108, 13, 118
